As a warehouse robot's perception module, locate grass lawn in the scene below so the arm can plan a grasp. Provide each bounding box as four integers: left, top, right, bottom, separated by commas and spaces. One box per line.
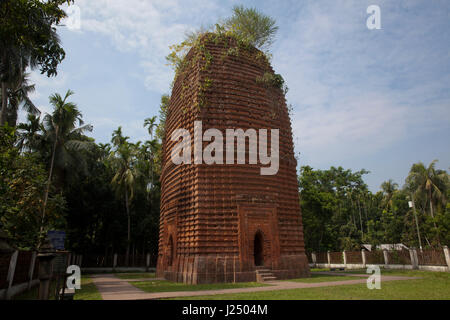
13, 276, 102, 300
132, 280, 267, 293
74, 276, 102, 300
115, 272, 156, 279
168, 269, 450, 300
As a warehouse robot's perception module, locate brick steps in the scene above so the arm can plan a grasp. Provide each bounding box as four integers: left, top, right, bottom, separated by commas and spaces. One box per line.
255, 267, 277, 282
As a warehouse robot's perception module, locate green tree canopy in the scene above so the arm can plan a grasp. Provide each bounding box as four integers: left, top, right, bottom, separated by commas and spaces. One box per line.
0, 0, 73, 125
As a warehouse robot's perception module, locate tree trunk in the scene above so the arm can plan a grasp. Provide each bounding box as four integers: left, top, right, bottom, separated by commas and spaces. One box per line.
429, 189, 440, 245
363, 198, 368, 220
0, 81, 7, 126
38, 126, 59, 249
349, 196, 356, 227
125, 189, 131, 266
357, 197, 364, 236
411, 193, 423, 250
429, 189, 435, 219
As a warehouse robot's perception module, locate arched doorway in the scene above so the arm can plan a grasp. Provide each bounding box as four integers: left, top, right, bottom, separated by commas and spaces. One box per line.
167, 236, 174, 267
254, 231, 264, 266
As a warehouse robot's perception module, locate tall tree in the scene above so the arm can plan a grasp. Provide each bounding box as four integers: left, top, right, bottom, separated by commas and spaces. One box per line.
110, 127, 139, 265
143, 116, 158, 189
0, 0, 72, 125
0, 125, 66, 249
4, 72, 39, 127
406, 160, 448, 245
39, 90, 92, 246
381, 179, 398, 212
144, 116, 157, 139
16, 113, 42, 152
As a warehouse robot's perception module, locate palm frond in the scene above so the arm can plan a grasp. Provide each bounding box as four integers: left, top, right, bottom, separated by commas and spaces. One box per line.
65, 139, 94, 152
70, 124, 93, 135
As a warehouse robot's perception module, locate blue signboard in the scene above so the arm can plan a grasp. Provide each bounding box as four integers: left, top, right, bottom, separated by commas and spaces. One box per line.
47, 230, 66, 250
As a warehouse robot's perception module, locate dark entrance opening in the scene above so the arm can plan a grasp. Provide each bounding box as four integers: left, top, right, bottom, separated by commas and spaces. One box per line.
167, 236, 174, 267
254, 231, 264, 266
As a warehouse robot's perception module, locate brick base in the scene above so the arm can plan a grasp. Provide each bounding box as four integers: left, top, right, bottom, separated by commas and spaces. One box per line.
156, 254, 310, 284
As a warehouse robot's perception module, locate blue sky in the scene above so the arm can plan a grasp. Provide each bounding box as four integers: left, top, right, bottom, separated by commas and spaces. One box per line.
23, 0, 450, 191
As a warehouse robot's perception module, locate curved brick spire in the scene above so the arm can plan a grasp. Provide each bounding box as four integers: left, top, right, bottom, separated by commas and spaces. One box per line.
157, 35, 310, 283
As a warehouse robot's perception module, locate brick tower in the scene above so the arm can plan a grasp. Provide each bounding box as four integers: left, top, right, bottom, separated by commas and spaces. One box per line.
156, 35, 310, 283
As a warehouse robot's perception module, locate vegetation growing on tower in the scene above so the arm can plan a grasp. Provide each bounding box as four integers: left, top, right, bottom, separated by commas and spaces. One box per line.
163, 5, 287, 113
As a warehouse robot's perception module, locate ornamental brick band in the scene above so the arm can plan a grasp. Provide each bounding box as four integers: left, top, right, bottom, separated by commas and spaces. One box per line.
156, 35, 310, 284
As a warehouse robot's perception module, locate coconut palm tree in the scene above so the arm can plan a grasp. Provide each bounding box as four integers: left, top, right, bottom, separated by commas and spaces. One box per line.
381, 179, 398, 211
406, 160, 448, 245
38, 90, 93, 246
0, 46, 24, 125
5, 72, 39, 127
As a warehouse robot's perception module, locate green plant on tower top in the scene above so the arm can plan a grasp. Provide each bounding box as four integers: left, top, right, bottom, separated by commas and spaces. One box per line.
222, 5, 278, 51
166, 5, 279, 75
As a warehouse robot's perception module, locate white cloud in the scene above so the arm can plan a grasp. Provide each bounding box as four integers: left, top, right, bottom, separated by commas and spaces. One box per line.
37, 0, 448, 190
70, 0, 223, 93
270, 0, 450, 167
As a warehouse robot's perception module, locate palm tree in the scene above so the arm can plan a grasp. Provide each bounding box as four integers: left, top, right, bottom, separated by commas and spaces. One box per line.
0, 46, 24, 125
144, 116, 157, 139
406, 160, 448, 245
5, 72, 39, 127
110, 127, 139, 266
0, 41, 23, 125
380, 179, 398, 211
16, 113, 42, 152
143, 116, 158, 191
1, 0, 67, 125
111, 126, 129, 147
39, 90, 93, 247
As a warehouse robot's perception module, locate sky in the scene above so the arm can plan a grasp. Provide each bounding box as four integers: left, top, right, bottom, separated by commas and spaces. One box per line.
22, 0, 450, 191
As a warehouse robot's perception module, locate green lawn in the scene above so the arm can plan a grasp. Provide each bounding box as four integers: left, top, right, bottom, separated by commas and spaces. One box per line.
115, 272, 156, 279
12, 276, 101, 300
132, 280, 267, 293
168, 270, 450, 300
74, 276, 102, 300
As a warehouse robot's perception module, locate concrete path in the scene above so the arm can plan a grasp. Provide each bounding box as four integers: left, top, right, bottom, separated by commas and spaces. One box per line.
119, 277, 166, 282
91, 273, 419, 300
312, 271, 375, 277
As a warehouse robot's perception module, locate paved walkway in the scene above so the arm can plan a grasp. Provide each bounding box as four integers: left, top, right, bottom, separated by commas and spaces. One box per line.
122, 277, 166, 282
312, 271, 375, 277
91, 273, 419, 300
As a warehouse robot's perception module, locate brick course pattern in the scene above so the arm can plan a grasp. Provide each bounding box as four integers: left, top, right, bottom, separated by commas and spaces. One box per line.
156, 36, 310, 284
